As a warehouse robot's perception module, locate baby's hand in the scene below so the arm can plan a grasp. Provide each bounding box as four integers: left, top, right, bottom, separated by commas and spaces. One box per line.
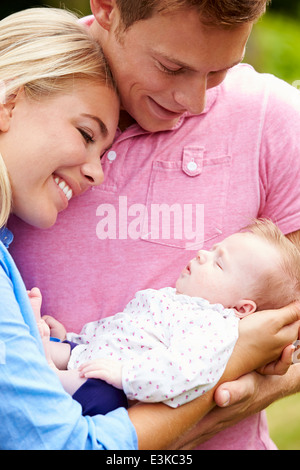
78, 359, 123, 390
42, 315, 67, 341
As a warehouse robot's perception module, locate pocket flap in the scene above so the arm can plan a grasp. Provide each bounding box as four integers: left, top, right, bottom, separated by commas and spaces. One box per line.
182, 146, 204, 177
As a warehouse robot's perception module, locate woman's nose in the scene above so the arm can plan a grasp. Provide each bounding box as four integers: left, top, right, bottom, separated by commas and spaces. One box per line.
81, 159, 104, 187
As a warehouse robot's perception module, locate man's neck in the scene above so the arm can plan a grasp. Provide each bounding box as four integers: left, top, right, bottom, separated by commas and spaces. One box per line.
119, 109, 136, 131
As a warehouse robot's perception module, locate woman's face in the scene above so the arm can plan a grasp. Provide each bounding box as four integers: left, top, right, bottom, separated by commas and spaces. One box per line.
0, 81, 119, 228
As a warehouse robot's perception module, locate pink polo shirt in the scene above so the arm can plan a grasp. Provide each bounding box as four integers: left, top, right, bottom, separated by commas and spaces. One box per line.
9, 64, 300, 449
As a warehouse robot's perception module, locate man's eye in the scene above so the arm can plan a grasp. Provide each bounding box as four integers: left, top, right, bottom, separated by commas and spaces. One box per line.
157, 62, 183, 76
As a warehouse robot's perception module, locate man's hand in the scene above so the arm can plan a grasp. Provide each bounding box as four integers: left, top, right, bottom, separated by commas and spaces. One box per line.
215, 372, 278, 412
175, 364, 300, 449
186, 372, 273, 445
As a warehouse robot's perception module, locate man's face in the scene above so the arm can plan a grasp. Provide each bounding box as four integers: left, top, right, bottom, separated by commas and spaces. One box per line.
93, 7, 252, 132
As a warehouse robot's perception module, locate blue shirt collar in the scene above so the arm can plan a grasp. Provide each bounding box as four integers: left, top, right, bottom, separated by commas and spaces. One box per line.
0, 227, 14, 248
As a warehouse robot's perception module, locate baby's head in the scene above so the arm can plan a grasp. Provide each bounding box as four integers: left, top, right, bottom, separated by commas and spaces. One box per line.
176, 219, 300, 317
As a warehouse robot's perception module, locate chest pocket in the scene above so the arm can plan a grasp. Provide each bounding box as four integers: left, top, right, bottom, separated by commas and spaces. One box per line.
140, 146, 231, 250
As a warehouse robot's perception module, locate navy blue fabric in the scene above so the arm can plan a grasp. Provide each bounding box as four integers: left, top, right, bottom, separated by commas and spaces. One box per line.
64, 340, 128, 415
73, 378, 128, 416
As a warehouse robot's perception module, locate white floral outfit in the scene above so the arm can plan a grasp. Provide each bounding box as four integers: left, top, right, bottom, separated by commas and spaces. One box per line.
67, 287, 239, 407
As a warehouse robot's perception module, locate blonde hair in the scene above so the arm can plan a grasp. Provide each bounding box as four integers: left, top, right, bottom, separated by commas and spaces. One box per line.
245, 219, 300, 310
0, 7, 115, 228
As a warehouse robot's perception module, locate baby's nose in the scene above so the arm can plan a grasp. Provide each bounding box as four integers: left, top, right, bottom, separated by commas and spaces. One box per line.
196, 250, 209, 264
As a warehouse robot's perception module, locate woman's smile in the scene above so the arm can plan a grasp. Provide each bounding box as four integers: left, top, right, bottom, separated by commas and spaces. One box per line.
0, 82, 119, 228
53, 176, 73, 203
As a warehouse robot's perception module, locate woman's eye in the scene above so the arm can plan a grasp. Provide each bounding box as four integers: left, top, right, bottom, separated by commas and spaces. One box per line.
78, 128, 94, 144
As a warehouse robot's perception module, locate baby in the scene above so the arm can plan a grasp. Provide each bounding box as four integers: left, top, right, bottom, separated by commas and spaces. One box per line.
31, 219, 300, 415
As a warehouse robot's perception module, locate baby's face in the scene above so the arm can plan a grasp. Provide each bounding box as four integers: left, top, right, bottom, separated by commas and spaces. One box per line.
176, 232, 280, 308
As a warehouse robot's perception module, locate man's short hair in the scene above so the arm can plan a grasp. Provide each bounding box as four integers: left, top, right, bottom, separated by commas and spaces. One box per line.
115, 0, 270, 30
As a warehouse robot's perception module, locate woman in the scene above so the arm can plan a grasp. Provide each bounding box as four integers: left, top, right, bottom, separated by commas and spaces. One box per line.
0, 7, 299, 451
0, 7, 137, 450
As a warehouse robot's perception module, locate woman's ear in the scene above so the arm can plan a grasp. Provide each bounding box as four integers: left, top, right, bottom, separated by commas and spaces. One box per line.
90, 0, 117, 31
0, 100, 15, 132
234, 299, 257, 319
0, 90, 22, 133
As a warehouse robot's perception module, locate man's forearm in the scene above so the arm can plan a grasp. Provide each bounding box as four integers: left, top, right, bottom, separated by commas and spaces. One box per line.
174, 364, 300, 450
128, 388, 216, 450
129, 366, 300, 450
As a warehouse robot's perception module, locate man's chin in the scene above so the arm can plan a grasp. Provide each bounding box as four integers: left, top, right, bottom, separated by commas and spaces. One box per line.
137, 116, 182, 133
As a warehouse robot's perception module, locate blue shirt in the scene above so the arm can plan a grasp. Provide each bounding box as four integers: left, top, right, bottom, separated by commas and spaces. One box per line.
0, 228, 138, 450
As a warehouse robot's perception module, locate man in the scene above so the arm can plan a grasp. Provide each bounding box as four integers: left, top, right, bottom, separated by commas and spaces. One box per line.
10, 0, 300, 449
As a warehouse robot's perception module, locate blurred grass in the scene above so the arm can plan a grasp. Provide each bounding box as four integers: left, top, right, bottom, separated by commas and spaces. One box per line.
245, 11, 300, 85
267, 395, 300, 450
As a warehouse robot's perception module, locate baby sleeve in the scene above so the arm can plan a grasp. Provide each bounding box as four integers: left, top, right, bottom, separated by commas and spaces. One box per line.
122, 306, 239, 407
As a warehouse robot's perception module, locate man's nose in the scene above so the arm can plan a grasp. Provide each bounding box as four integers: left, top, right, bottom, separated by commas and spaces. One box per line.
173, 76, 207, 115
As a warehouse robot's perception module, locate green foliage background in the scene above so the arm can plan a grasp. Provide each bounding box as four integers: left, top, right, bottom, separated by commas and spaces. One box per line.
1, 0, 300, 450
245, 11, 300, 86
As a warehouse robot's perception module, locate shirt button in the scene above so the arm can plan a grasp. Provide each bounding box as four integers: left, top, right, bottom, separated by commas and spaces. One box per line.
107, 150, 117, 162
187, 160, 198, 172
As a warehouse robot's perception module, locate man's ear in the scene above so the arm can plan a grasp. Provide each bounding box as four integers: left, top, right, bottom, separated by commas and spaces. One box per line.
0, 95, 17, 133
90, 0, 117, 31
234, 299, 257, 319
